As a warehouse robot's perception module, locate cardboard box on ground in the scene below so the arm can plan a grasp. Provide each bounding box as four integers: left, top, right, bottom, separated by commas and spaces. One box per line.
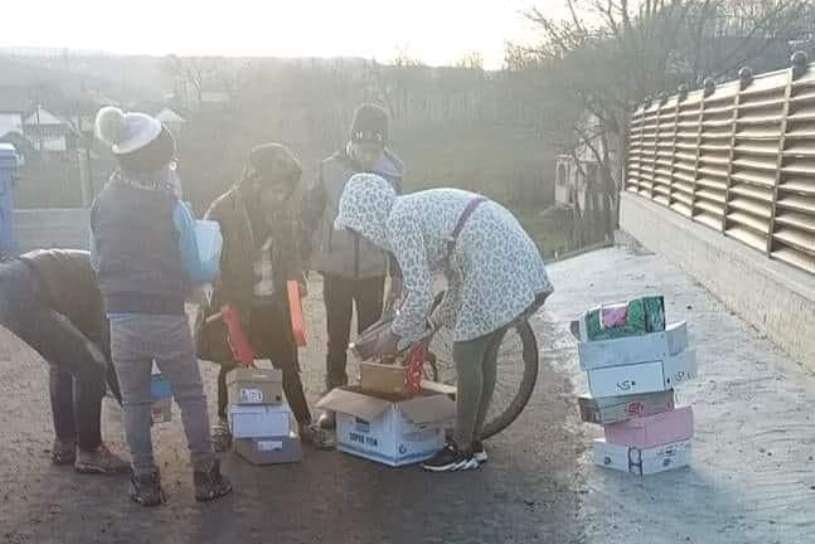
317, 386, 456, 467
586, 349, 697, 398
226, 363, 303, 465
235, 433, 303, 465
578, 390, 675, 425
229, 404, 293, 438
575, 295, 666, 342
592, 439, 692, 475
604, 406, 694, 448
573, 296, 698, 477
578, 321, 688, 371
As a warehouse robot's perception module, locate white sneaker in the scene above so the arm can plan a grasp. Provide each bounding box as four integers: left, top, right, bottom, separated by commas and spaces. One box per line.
472, 441, 488, 464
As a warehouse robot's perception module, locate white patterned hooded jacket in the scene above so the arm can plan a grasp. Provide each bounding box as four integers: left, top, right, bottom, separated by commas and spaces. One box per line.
334, 174, 553, 343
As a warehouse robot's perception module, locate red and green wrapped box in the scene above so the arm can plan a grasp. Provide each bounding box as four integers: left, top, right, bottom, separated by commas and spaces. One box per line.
576, 296, 666, 342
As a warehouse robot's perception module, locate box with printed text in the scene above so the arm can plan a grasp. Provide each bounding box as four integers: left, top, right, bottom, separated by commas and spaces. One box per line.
317, 387, 455, 467
586, 350, 697, 398
592, 438, 691, 476
227, 367, 283, 405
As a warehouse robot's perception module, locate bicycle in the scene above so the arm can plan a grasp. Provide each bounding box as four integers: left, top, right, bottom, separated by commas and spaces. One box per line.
359, 291, 540, 440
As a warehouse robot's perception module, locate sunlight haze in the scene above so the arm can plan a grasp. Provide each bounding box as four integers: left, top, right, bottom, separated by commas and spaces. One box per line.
0, 1, 562, 68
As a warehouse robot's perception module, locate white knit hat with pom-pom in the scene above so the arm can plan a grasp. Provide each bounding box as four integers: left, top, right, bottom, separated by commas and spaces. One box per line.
95, 106, 163, 155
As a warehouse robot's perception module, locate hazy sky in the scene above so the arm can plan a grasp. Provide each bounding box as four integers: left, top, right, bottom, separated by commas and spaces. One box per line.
0, 1, 563, 68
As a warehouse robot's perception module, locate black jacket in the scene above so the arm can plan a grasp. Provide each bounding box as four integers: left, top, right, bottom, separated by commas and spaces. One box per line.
14, 249, 120, 401
19, 249, 108, 347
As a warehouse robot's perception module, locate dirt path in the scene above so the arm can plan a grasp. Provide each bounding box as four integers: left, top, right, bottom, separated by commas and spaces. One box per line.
0, 276, 585, 544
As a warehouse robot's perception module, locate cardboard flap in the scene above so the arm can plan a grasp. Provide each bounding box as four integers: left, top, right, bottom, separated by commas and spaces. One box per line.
400, 394, 456, 424
666, 321, 688, 355
316, 388, 392, 421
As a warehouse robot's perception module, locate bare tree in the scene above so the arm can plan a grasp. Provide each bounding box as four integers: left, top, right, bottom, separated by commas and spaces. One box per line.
508, 0, 811, 246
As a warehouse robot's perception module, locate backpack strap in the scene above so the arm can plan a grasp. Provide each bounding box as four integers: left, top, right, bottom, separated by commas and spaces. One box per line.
446, 196, 486, 263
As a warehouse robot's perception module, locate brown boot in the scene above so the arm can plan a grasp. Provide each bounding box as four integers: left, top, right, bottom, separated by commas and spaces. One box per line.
51, 439, 76, 466
75, 444, 130, 475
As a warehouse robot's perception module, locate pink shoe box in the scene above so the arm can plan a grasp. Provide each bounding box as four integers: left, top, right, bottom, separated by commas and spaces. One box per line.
604, 406, 693, 448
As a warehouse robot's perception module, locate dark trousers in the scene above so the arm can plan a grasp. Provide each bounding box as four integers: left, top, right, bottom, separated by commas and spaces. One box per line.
216, 301, 311, 426
50, 367, 103, 451
0, 261, 106, 451
322, 274, 385, 390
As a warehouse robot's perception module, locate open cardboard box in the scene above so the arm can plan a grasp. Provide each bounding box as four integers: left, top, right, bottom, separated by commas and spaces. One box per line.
359, 361, 410, 397
317, 386, 456, 467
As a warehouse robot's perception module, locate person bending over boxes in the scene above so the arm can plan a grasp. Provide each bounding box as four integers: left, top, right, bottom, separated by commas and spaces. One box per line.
0, 249, 128, 475
334, 174, 553, 472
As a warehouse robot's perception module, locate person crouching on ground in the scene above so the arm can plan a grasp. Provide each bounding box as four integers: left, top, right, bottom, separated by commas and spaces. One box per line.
0, 249, 128, 474
91, 106, 231, 506
196, 143, 318, 449
334, 174, 553, 472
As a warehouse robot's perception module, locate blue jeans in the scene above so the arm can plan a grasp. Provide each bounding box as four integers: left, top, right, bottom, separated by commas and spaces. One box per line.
110, 313, 214, 476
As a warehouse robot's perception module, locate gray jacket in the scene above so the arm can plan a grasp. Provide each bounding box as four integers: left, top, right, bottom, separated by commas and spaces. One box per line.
304, 148, 404, 278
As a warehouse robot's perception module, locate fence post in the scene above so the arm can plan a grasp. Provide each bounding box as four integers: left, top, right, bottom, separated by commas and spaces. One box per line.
766, 54, 803, 256
649, 99, 662, 201
721, 67, 752, 233
667, 87, 685, 209
691, 79, 714, 219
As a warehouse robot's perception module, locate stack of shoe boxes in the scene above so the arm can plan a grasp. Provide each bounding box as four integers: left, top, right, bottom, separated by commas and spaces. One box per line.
227, 367, 302, 465
573, 296, 697, 476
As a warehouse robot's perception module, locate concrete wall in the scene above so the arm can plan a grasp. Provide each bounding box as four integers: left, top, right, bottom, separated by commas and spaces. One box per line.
13, 208, 89, 252
620, 192, 815, 368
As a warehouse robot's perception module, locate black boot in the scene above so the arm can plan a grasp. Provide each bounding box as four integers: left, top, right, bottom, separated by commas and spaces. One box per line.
194, 459, 232, 502
129, 469, 166, 507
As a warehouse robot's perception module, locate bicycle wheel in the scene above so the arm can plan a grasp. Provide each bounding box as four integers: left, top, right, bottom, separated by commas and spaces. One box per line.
425, 292, 539, 440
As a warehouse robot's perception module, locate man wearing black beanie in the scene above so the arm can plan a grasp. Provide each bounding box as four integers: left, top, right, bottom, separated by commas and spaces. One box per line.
303, 103, 405, 429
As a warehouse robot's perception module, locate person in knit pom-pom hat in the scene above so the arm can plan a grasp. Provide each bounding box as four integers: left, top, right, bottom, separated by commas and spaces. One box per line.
302, 103, 405, 430
90, 107, 232, 507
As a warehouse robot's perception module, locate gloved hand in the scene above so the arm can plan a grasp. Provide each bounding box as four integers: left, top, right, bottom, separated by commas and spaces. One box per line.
372, 328, 401, 358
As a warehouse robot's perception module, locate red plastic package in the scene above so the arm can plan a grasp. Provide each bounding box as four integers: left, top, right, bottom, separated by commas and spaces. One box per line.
221, 305, 255, 366
404, 343, 426, 394
287, 280, 307, 347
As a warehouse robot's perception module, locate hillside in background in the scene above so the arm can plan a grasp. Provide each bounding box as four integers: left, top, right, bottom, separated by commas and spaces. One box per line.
3, 51, 567, 254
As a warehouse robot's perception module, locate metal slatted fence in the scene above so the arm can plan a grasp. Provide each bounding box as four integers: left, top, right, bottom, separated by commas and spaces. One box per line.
626, 57, 815, 274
